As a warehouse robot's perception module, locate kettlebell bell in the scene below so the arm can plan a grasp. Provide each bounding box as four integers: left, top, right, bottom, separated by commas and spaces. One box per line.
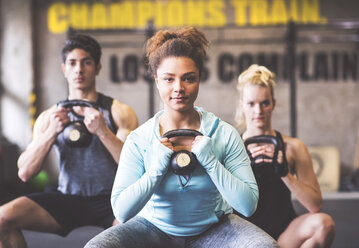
57, 99, 98, 148
244, 134, 288, 177
162, 129, 202, 175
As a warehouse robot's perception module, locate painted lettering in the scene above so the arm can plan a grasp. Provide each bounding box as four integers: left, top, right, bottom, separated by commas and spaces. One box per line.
70, 3, 88, 30
271, 0, 288, 25
231, 0, 248, 26
343, 52, 357, 81
48, 3, 68, 34
250, 0, 269, 26
109, 51, 359, 84
207, 0, 226, 27
47, 0, 327, 33
187, 1, 205, 27
167, 1, 184, 27
302, 0, 326, 24
91, 3, 108, 29
314, 52, 329, 80
218, 53, 235, 82
110, 2, 135, 28
137, 1, 155, 28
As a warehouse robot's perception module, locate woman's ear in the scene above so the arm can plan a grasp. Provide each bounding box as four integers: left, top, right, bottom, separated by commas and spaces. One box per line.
272, 98, 276, 110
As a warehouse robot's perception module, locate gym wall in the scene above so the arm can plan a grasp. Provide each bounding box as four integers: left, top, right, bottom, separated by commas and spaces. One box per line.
1, 0, 359, 181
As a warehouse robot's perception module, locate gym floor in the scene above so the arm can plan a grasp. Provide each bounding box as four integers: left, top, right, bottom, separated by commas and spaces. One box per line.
22, 193, 359, 248
23, 226, 103, 248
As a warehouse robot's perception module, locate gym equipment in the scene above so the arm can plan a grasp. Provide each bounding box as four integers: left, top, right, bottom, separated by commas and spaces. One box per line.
244, 135, 288, 177
57, 99, 98, 147
308, 146, 340, 192
162, 129, 202, 175
30, 170, 50, 191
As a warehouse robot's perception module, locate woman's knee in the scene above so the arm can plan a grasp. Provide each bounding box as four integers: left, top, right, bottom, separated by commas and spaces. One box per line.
314, 214, 335, 230
226, 214, 279, 247
85, 230, 118, 248
318, 213, 335, 237
85, 223, 133, 248
85, 238, 103, 248
309, 213, 336, 239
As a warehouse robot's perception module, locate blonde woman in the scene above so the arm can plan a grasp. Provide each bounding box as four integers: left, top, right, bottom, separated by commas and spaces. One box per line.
235, 64, 336, 247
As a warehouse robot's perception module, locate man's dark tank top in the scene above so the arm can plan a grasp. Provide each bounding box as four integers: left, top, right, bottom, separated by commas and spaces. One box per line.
236, 131, 297, 240
54, 93, 117, 196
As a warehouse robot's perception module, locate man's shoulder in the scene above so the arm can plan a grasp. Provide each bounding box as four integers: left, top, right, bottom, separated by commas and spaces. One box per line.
110, 101, 132, 112
31, 104, 57, 133
110, 99, 138, 130
37, 104, 57, 121
111, 98, 131, 109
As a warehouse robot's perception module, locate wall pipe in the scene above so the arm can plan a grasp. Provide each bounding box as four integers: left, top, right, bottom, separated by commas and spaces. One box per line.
286, 21, 297, 138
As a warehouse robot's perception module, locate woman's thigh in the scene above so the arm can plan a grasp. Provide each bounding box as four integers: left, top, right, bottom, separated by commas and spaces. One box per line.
86, 214, 279, 248
278, 212, 335, 248
188, 214, 279, 248
84, 216, 184, 248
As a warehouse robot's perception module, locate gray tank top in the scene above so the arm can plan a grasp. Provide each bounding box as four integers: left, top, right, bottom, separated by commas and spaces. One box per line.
54, 93, 117, 196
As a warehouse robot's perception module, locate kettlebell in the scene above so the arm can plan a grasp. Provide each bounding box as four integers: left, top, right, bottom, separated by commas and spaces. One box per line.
162, 129, 203, 175
244, 134, 288, 177
57, 99, 98, 148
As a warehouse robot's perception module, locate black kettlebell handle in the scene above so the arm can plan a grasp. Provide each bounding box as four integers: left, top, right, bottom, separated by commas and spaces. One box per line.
57, 99, 98, 110
57, 99, 98, 148
162, 129, 203, 139
244, 134, 288, 177
162, 129, 203, 175
244, 135, 279, 162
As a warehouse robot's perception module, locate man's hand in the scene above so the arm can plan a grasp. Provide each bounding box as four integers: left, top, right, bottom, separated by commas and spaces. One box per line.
48, 107, 70, 135
83, 107, 107, 135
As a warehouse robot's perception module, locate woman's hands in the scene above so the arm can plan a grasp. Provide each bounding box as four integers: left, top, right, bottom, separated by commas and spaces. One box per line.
247, 143, 283, 165
159, 137, 174, 150
191, 136, 217, 172
158, 135, 216, 173
148, 138, 173, 176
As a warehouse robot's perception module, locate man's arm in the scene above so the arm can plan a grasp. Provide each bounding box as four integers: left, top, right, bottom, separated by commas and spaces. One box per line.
84, 100, 138, 163
17, 106, 70, 182
281, 137, 323, 213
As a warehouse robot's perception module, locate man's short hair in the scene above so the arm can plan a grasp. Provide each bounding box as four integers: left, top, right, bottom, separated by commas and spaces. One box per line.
61, 34, 102, 66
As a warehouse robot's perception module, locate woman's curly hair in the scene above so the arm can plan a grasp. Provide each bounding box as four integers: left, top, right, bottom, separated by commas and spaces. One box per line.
145, 26, 209, 77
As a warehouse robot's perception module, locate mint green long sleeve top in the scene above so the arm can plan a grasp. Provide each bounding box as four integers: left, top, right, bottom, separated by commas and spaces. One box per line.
111, 107, 258, 236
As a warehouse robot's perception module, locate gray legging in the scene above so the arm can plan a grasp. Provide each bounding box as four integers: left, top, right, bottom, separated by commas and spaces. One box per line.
85, 214, 279, 248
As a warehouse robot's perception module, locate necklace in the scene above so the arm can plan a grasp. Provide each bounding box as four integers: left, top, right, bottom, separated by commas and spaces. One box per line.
177, 174, 191, 190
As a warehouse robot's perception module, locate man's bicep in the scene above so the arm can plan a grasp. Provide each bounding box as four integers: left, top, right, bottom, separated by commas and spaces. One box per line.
32, 110, 51, 139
